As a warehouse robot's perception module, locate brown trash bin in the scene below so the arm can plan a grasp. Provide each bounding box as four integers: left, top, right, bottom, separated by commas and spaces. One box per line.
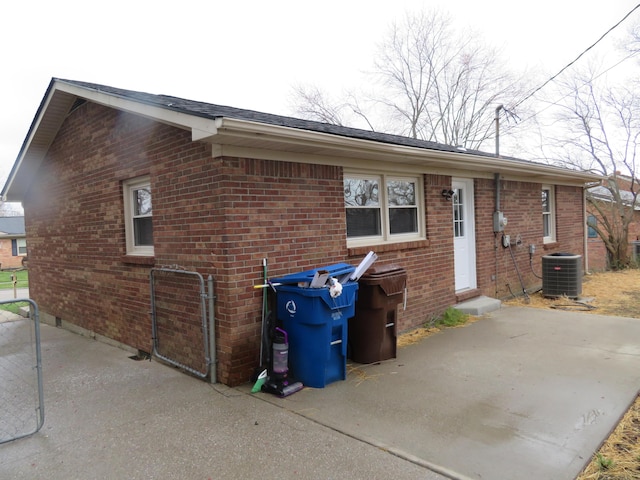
349, 264, 407, 364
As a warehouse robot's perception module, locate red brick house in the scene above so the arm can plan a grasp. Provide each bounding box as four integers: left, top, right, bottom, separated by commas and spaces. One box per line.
1, 79, 601, 386
0, 216, 27, 269
587, 174, 640, 271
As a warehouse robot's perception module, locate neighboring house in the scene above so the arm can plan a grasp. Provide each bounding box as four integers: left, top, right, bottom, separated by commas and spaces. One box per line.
587, 174, 640, 271
0, 216, 27, 269
1, 79, 601, 386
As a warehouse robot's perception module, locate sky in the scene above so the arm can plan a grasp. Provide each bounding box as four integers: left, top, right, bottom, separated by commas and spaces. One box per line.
2, 0, 640, 184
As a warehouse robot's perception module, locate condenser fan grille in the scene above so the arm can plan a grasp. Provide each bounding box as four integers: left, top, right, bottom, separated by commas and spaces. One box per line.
542, 254, 582, 298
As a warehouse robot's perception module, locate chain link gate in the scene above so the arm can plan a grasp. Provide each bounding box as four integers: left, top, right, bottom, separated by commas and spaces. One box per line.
150, 267, 213, 379
0, 299, 44, 444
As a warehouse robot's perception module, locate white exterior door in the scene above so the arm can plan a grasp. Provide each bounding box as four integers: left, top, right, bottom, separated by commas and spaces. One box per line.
453, 178, 477, 292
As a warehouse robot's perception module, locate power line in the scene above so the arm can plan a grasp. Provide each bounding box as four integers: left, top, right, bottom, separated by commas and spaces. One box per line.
512, 3, 640, 110
505, 49, 640, 132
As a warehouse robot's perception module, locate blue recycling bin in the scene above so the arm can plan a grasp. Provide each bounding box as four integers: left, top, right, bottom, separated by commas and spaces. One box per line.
272, 263, 358, 388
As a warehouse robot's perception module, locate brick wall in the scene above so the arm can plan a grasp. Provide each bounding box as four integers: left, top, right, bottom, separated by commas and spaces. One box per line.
586, 175, 640, 269
0, 239, 24, 269
24, 104, 175, 353
23, 102, 355, 385
587, 238, 609, 271
587, 210, 640, 270
474, 179, 585, 299
200, 157, 350, 384
23, 101, 587, 386
348, 174, 457, 332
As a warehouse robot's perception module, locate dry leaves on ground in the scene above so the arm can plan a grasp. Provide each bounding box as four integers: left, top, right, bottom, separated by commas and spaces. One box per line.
504, 268, 640, 318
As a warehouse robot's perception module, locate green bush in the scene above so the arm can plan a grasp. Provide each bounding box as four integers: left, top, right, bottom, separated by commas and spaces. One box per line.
425, 307, 469, 329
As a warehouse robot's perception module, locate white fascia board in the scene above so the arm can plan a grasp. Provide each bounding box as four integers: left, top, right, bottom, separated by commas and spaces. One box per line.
2, 88, 77, 201
213, 117, 603, 186
54, 81, 220, 140
3, 81, 220, 201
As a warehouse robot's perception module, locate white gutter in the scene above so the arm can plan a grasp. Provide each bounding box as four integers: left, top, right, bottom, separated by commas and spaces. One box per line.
3, 79, 603, 202
213, 117, 602, 185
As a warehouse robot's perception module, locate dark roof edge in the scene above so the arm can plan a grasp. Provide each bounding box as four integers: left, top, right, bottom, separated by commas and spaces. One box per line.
53, 78, 527, 161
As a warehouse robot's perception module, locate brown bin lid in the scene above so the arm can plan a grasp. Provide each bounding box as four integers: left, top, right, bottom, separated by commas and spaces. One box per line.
360, 264, 406, 295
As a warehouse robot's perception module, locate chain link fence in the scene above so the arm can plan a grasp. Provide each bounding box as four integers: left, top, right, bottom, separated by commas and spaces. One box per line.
0, 299, 44, 444
150, 267, 212, 379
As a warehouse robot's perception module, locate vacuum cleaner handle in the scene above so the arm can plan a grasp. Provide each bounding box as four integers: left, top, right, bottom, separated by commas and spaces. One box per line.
275, 327, 288, 344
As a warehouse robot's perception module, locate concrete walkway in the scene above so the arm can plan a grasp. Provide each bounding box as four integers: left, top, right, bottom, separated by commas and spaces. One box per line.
1, 305, 639, 479
0, 289, 30, 323
0, 318, 445, 480
0, 287, 29, 302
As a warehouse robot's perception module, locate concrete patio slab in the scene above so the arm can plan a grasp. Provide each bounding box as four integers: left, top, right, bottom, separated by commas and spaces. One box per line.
2, 304, 639, 480
254, 305, 640, 480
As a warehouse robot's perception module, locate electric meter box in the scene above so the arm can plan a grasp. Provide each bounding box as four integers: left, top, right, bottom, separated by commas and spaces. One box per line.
493, 211, 507, 232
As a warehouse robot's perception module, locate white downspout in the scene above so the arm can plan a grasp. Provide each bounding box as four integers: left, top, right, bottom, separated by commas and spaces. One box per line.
583, 188, 589, 273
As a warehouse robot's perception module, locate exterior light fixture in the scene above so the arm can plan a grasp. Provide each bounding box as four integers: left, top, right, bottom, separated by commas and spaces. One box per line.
441, 189, 454, 200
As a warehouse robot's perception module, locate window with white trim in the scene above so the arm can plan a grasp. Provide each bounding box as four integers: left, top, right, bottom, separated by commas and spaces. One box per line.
124, 176, 154, 256
16, 238, 27, 255
542, 185, 556, 243
587, 214, 598, 238
11, 238, 27, 256
344, 174, 423, 245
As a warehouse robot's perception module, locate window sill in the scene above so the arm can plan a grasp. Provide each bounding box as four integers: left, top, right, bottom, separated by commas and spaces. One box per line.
348, 239, 430, 257
121, 255, 155, 266
542, 242, 559, 250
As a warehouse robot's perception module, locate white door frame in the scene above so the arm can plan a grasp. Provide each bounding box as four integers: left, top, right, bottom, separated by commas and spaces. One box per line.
453, 178, 477, 292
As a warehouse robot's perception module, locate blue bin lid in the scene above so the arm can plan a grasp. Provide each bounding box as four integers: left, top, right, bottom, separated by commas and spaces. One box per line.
276, 281, 358, 309
272, 263, 355, 285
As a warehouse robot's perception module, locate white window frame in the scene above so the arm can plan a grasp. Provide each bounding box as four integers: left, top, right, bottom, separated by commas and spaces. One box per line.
344, 172, 424, 247
542, 185, 556, 244
123, 176, 154, 256
16, 238, 27, 256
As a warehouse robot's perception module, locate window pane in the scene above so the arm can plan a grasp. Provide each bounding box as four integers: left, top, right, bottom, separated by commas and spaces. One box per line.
542, 190, 549, 213
17, 239, 27, 255
124, 177, 154, 255
346, 209, 381, 237
453, 188, 464, 238
543, 215, 550, 237
587, 215, 597, 238
344, 178, 379, 206
134, 217, 154, 246
135, 188, 152, 216
387, 180, 415, 206
389, 208, 418, 234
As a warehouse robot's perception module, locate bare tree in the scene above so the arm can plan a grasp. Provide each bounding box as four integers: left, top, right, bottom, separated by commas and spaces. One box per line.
549, 68, 639, 268
290, 85, 377, 131
290, 85, 348, 126
290, 9, 530, 151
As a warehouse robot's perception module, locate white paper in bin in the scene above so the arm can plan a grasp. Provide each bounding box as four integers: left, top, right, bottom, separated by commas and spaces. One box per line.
350, 251, 378, 281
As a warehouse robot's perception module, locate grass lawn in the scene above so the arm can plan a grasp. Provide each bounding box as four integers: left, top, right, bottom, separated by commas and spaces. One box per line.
0, 269, 28, 289
0, 300, 29, 314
